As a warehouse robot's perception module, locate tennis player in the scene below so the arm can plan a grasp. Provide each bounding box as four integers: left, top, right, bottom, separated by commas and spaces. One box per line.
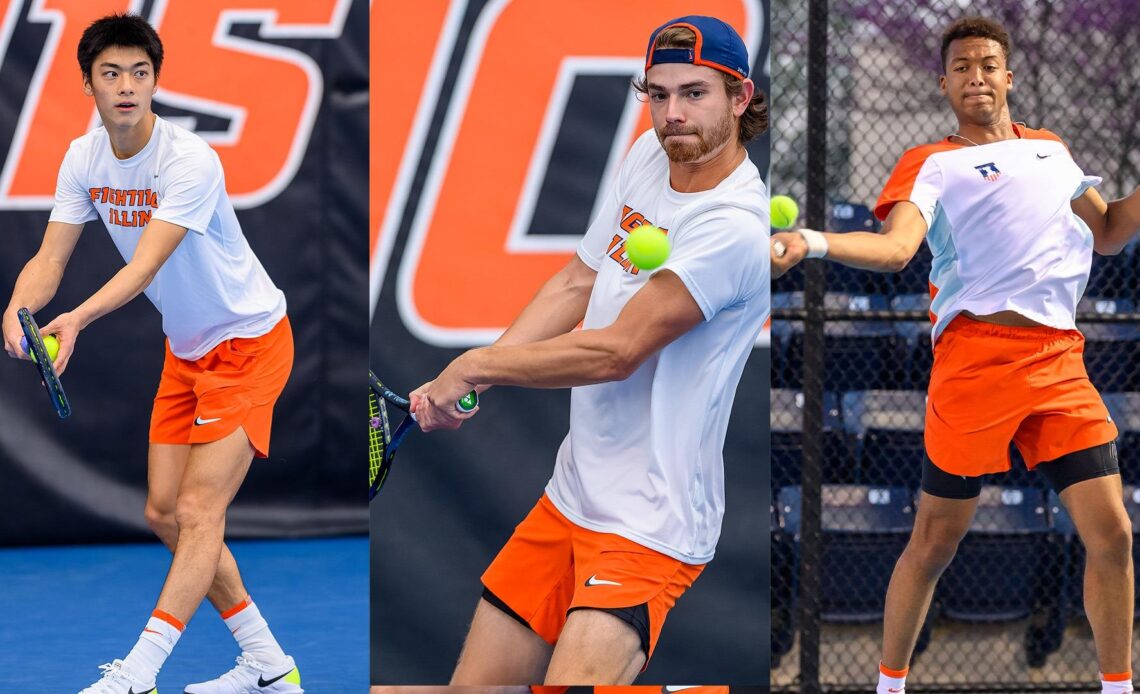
771, 17, 1140, 694
409, 15, 768, 685
1, 14, 302, 694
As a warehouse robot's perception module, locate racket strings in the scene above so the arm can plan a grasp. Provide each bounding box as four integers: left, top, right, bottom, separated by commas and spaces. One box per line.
369, 390, 387, 485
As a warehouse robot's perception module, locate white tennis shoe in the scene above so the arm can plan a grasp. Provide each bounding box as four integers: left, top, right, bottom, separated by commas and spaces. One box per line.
183, 654, 302, 694
77, 660, 157, 694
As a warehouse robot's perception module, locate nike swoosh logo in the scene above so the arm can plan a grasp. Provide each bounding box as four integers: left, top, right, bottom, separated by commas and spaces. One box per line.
664, 687, 699, 692
258, 669, 293, 687
128, 688, 156, 694
584, 574, 622, 587
194, 416, 222, 425
1036, 153, 1052, 159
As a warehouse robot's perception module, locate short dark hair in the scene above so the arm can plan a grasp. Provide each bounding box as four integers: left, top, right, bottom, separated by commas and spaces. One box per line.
940, 16, 1010, 72
632, 26, 768, 144
77, 13, 164, 82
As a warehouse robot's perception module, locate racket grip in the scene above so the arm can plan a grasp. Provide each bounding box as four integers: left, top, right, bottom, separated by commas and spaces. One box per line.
456, 391, 479, 413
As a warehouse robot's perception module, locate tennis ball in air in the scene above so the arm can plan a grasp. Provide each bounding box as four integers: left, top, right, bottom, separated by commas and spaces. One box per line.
771, 195, 800, 229
626, 225, 671, 271
20, 334, 60, 363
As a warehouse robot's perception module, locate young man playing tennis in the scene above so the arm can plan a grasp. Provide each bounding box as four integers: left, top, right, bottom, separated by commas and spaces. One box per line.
771, 17, 1140, 694
2, 14, 302, 694
411, 15, 768, 685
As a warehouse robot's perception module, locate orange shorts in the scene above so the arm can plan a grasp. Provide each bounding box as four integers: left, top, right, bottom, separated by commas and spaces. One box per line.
149, 317, 293, 458
926, 316, 1117, 477
481, 494, 705, 663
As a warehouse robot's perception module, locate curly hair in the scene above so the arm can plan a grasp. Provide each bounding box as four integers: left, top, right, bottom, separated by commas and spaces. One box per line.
631, 26, 768, 144
940, 16, 1011, 71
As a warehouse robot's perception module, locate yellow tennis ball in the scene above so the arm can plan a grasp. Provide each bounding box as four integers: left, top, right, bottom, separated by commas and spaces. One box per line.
42, 335, 60, 363
626, 225, 671, 271
22, 334, 59, 363
771, 195, 800, 229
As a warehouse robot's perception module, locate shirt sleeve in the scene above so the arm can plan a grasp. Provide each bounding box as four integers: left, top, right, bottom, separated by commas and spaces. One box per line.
661, 207, 767, 321
577, 131, 657, 269
152, 147, 224, 235
577, 172, 625, 271
874, 146, 944, 227
48, 143, 99, 225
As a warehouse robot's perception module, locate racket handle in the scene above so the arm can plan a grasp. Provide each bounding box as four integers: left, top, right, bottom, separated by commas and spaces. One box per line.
456, 391, 479, 413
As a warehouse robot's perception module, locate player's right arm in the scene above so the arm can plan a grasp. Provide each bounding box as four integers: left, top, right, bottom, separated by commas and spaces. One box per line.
410, 256, 595, 404
770, 201, 929, 276
2, 221, 84, 359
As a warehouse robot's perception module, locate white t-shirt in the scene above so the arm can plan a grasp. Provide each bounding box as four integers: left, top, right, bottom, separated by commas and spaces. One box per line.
875, 124, 1099, 342
50, 116, 286, 360
545, 129, 770, 564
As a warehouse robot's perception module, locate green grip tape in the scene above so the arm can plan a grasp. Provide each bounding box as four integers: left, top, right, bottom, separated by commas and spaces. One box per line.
457, 391, 479, 412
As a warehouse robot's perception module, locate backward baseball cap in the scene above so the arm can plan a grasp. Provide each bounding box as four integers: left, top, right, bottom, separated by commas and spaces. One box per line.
644, 15, 750, 80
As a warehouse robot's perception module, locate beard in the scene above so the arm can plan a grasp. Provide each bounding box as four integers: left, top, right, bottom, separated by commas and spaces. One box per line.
656, 106, 736, 163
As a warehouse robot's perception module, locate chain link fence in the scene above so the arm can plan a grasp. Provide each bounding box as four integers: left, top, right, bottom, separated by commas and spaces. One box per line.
770, 0, 1140, 690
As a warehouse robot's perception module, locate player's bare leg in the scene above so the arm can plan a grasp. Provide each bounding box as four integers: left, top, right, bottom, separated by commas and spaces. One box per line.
1059, 474, 1134, 675
544, 609, 644, 685
155, 426, 255, 620
145, 442, 248, 610
880, 492, 978, 670
451, 598, 553, 685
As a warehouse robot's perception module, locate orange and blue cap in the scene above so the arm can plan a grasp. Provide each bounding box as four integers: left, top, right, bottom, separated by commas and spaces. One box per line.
645, 15, 750, 80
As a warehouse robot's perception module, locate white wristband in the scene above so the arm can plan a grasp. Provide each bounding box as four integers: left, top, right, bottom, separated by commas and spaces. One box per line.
797, 228, 829, 258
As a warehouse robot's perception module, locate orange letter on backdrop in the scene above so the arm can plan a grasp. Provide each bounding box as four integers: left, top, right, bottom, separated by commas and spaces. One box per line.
370, 0, 462, 310
2, 0, 135, 205
0, 0, 347, 208
398, 0, 755, 346
151, 0, 348, 206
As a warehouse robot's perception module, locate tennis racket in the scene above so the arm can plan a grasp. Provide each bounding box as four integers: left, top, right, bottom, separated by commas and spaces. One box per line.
369, 371, 477, 500
17, 308, 71, 419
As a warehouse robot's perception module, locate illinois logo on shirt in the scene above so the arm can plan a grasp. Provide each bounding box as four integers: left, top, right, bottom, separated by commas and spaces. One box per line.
974, 162, 1002, 182
605, 206, 669, 275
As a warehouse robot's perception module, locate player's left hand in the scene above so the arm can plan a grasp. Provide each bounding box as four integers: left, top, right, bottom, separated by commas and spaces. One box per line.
1, 308, 29, 360
771, 231, 808, 279
410, 356, 480, 432
39, 311, 81, 376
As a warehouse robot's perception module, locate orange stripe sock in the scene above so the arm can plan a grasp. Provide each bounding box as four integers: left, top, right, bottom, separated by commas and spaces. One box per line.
878, 661, 908, 694
222, 596, 288, 666
1101, 671, 1133, 693
122, 609, 185, 683
220, 595, 252, 620
151, 609, 186, 632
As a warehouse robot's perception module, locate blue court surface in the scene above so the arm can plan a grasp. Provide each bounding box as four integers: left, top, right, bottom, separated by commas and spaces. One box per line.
0, 536, 367, 691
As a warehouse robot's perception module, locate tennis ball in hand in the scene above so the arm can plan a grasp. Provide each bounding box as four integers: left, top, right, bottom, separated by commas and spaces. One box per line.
626, 225, 671, 271
771, 195, 800, 229
20, 334, 60, 363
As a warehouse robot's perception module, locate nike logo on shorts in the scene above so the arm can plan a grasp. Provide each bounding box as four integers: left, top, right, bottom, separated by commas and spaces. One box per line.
194, 416, 222, 425
584, 574, 622, 587
258, 669, 294, 687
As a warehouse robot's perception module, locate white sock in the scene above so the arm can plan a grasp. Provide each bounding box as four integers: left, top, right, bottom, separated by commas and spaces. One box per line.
222, 596, 287, 665
121, 610, 184, 682
1102, 672, 1134, 693
877, 662, 908, 694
